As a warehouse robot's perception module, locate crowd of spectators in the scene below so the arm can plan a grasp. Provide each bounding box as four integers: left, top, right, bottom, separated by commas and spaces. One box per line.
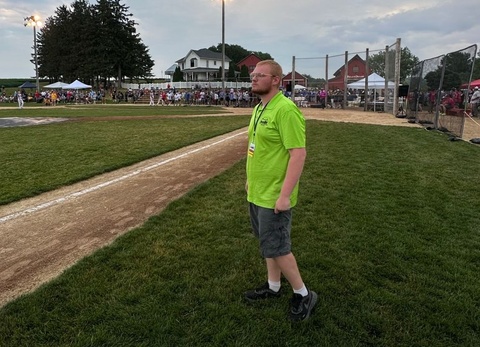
4, 83, 479, 115
1, 88, 107, 105
1, 85, 257, 108
409, 87, 480, 116
290, 87, 371, 109
114, 87, 257, 107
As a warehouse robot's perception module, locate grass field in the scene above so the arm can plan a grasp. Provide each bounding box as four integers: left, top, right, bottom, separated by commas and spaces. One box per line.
0, 107, 248, 205
1, 112, 479, 346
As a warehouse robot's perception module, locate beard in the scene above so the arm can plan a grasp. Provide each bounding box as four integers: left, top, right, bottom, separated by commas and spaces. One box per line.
251, 84, 271, 96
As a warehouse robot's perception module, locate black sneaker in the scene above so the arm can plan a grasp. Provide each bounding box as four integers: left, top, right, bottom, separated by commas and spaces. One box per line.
244, 282, 281, 302
289, 289, 317, 321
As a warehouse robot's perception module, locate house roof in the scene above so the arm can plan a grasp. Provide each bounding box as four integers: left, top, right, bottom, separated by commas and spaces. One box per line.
18, 81, 37, 88
333, 54, 366, 76
237, 53, 262, 66
283, 71, 307, 80
165, 64, 178, 75
176, 48, 231, 63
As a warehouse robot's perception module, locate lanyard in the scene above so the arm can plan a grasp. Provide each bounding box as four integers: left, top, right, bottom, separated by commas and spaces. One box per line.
253, 102, 269, 137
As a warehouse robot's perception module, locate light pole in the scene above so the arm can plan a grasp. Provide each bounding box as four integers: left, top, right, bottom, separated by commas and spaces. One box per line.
221, 0, 225, 97
24, 15, 42, 92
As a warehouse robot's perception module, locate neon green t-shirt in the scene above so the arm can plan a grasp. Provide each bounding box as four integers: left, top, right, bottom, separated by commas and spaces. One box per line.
246, 91, 306, 209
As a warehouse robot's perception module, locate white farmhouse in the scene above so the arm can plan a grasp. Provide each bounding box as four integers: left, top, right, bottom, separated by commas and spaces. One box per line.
176, 48, 231, 82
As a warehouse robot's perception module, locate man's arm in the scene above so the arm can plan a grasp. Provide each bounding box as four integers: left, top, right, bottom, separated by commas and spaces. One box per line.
275, 147, 306, 214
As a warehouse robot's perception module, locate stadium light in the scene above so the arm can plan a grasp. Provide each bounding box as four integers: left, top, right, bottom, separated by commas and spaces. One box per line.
24, 15, 42, 92
222, 0, 225, 96
212, 0, 227, 97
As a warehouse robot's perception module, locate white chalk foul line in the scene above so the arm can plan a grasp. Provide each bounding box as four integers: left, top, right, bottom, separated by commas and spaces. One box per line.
0, 130, 247, 224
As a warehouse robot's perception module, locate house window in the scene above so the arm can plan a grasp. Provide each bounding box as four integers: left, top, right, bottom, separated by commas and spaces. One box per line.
190, 58, 197, 68
353, 66, 359, 74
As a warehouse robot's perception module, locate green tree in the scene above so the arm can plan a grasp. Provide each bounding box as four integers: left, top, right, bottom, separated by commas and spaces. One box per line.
368, 47, 419, 84
37, 0, 153, 86
173, 66, 184, 82
92, 0, 153, 86
227, 64, 236, 82
443, 51, 474, 90
239, 65, 249, 82
422, 51, 476, 91
424, 69, 442, 91
304, 75, 327, 89
208, 44, 273, 71
38, 1, 96, 82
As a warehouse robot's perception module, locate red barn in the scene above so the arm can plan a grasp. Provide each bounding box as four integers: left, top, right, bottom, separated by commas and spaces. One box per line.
328, 54, 370, 90
237, 53, 263, 75
282, 71, 307, 90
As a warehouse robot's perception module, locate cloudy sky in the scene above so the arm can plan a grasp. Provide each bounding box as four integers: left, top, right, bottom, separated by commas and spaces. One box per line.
0, 0, 478, 80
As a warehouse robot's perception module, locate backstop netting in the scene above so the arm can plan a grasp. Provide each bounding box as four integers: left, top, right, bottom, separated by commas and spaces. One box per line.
406, 44, 477, 138
406, 56, 443, 126
293, 38, 401, 115
384, 40, 401, 115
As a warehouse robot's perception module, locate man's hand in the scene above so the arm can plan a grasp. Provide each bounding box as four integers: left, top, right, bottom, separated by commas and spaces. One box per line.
274, 196, 290, 214
274, 147, 306, 214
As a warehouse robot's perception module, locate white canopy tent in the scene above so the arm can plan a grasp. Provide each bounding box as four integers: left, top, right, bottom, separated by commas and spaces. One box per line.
347, 72, 395, 90
62, 80, 92, 89
294, 84, 306, 90
43, 81, 69, 89
348, 72, 395, 111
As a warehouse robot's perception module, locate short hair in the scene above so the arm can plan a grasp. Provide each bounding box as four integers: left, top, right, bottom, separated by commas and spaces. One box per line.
256, 60, 283, 78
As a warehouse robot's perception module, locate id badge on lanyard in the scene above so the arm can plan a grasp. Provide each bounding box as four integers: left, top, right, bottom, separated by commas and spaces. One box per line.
248, 142, 255, 157
249, 102, 268, 158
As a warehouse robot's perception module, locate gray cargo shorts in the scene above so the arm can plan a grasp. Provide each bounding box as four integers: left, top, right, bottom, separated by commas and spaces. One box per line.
249, 203, 292, 258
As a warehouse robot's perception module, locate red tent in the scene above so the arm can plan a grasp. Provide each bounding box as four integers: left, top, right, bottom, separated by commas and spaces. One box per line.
461, 79, 480, 89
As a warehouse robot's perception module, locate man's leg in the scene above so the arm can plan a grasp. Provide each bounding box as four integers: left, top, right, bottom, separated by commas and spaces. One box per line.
267, 253, 303, 290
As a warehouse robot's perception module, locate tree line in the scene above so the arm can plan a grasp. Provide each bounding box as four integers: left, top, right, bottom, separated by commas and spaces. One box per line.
369, 47, 480, 91
36, 0, 274, 88
37, 0, 154, 87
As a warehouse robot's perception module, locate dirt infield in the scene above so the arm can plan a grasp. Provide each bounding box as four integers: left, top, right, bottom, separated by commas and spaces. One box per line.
0, 107, 476, 307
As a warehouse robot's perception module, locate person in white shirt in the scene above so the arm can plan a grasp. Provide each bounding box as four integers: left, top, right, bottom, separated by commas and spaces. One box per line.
149, 89, 155, 106
470, 86, 480, 117
17, 90, 24, 109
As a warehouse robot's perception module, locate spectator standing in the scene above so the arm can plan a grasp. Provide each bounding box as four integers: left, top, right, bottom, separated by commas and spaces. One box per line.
244, 60, 317, 322
470, 86, 480, 117
428, 89, 436, 114
149, 89, 155, 106
17, 90, 24, 109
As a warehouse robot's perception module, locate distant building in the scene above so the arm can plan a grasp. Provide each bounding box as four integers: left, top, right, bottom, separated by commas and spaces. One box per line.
282, 71, 308, 90
176, 48, 231, 82
327, 54, 371, 90
237, 53, 262, 75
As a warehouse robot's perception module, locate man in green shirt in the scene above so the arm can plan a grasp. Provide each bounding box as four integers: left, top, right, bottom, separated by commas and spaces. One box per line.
244, 60, 317, 322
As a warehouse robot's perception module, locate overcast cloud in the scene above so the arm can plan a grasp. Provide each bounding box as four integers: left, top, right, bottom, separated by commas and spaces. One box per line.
0, 0, 478, 79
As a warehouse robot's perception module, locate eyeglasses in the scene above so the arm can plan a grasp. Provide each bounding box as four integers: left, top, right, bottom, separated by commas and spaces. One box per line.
250, 73, 275, 81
